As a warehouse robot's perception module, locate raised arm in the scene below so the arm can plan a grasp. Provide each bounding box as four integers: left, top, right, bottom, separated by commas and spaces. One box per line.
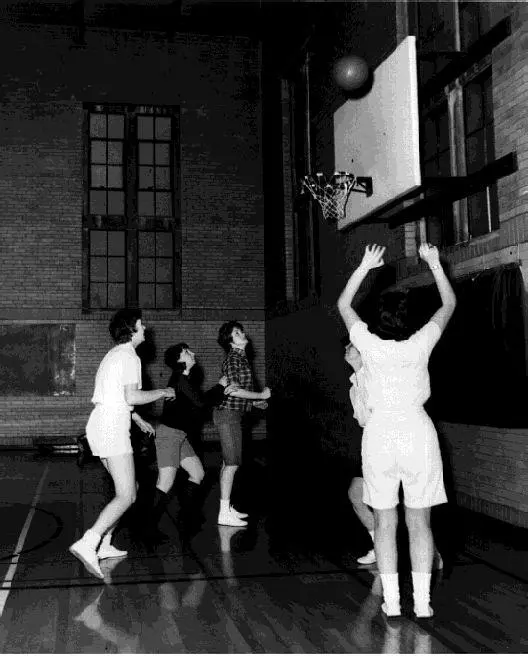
418, 243, 456, 333
337, 244, 386, 333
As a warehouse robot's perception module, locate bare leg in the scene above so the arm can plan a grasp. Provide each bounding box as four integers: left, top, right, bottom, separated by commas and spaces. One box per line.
70, 454, 136, 578
180, 456, 205, 485
405, 506, 434, 617
373, 507, 400, 616
157, 466, 178, 494
348, 477, 375, 532
218, 462, 247, 526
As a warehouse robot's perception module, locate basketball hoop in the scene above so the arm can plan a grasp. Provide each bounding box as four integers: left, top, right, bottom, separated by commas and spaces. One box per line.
301, 171, 373, 223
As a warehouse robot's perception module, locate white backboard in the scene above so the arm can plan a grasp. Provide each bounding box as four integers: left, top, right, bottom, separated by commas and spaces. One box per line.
334, 36, 421, 229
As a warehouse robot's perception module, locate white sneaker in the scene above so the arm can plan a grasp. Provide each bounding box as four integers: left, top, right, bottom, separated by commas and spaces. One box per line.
217, 507, 248, 527
97, 544, 128, 560
230, 506, 248, 519
69, 539, 104, 579
357, 548, 376, 565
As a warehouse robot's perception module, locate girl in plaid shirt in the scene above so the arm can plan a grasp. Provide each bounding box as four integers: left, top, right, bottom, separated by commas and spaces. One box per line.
214, 321, 271, 527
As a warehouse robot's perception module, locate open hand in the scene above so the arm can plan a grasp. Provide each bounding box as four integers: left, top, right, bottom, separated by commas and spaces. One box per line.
360, 244, 386, 271
224, 383, 240, 395
135, 416, 155, 435
419, 243, 440, 267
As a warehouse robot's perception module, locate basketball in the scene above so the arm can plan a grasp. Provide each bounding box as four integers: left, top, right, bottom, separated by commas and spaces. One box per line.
333, 54, 370, 92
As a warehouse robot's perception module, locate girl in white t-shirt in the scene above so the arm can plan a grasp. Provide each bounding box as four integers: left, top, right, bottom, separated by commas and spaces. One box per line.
338, 244, 456, 618
69, 309, 176, 580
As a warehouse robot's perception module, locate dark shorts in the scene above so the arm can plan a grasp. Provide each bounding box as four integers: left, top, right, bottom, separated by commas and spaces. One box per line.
213, 408, 243, 466
155, 423, 196, 469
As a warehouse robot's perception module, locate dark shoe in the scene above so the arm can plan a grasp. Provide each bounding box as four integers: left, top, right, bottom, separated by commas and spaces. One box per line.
177, 482, 205, 534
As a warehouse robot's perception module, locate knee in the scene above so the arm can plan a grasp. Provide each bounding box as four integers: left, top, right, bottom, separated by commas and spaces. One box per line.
405, 509, 431, 536
190, 466, 205, 485
348, 478, 363, 505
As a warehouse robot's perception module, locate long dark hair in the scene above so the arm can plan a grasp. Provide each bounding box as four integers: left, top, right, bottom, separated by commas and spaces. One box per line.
370, 291, 412, 341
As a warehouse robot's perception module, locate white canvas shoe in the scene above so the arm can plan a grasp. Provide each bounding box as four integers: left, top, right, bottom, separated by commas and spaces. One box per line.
217, 507, 248, 527
97, 544, 128, 560
69, 539, 104, 579
230, 506, 248, 519
357, 548, 377, 565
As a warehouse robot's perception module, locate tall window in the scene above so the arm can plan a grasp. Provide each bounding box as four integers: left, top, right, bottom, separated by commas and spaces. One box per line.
463, 67, 499, 238
83, 104, 180, 310
422, 102, 455, 246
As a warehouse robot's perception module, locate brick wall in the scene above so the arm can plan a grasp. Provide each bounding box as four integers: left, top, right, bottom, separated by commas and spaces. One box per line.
0, 21, 266, 444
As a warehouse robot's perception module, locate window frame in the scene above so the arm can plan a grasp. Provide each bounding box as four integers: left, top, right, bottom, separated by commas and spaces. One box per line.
82, 103, 181, 312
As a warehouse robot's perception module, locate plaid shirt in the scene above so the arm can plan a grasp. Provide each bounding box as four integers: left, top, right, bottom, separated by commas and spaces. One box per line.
218, 348, 253, 413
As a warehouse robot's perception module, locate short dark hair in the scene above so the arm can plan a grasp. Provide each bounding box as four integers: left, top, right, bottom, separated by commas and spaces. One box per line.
370, 291, 411, 341
218, 320, 244, 352
164, 342, 188, 372
109, 308, 142, 344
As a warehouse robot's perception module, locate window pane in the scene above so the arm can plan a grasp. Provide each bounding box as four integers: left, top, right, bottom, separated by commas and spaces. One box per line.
466, 132, 485, 173
107, 191, 124, 215
138, 191, 154, 216
465, 82, 483, 133
107, 141, 123, 164
485, 124, 495, 162
107, 165, 123, 189
438, 110, 450, 152
108, 257, 125, 282
156, 258, 172, 283
438, 151, 451, 177
90, 114, 106, 138
107, 114, 124, 139
156, 192, 172, 216
155, 117, 171, 140
139, 142, 154, 165
155, 143, 170, 166
156, 284, 173, 308
139, 166, 154, 189
91, 141, 107, 164
139, 231, 155, 256
156, 232, 172, 257
108, 283, 125, 308
90, 190, 106, 214
91, 165, 106, 188
424, 160, 437, 177
107, 231, 125, 256
155, 167, 171, 189
90, 231, 107, 255
138, 116, 154, 140
468, 191, 488, 237
90, 257, 107, 282
483, 73, 493, 123
139, 258, 155, 282
90, 283, 106, 308
139, 284, 155, 308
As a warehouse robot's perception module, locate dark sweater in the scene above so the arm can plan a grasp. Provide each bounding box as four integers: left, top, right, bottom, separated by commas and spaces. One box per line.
160, 371, 225, 436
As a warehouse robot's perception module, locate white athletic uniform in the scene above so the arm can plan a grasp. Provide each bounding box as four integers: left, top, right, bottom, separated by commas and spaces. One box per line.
349, 320, 447, 510
85, 342, 142, 458
349, 368, 370, 428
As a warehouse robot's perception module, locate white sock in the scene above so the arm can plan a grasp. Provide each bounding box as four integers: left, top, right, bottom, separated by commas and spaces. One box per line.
412, 571, 433, 616
99, 532, 113, 550
220, 499, 230, 514
380, 572, 400, 615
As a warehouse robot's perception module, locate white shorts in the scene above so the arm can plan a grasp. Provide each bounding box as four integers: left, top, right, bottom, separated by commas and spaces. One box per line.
362, 406, 447, 510
86, 405, 133, 459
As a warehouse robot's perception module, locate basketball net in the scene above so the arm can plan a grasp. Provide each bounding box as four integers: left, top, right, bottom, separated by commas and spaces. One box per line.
301, 172, 356, 223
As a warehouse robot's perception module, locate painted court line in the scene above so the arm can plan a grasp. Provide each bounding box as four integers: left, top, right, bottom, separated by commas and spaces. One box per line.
0, 464, 50, 616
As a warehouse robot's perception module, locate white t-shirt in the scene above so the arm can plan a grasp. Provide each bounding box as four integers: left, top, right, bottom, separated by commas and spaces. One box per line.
349, 320, 441, 411
91, 342, 142, 410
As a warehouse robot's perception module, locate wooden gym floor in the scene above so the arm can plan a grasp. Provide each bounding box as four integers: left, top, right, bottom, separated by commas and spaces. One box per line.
0, 445, 526, 654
